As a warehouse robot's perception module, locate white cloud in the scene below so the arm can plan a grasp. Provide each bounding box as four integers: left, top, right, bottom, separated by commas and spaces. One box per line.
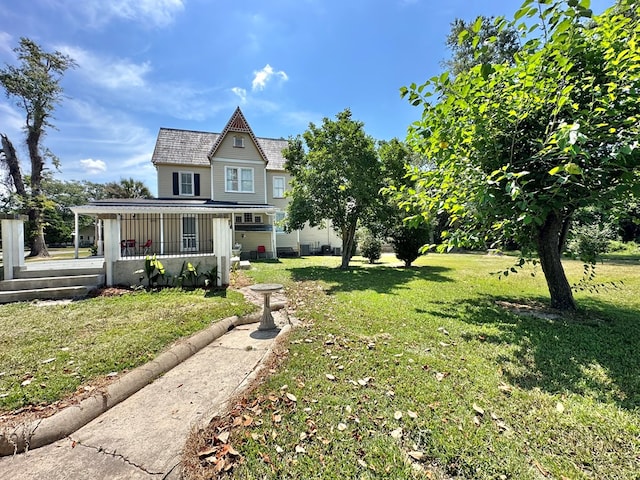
53, 0, 185, 28
231, 87, 247, 103
58, 45, 151, 89
252, 64, 288, 91
0, 32, 12, 54
79, 158, 107, 174
0, 102, 25, 134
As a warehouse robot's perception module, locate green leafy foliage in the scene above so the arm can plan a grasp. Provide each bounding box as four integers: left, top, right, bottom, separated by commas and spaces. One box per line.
0, 38, 75, 257
283, 109, 383, 269
358, 228, 382, 264
137, 255, 168, 289
390, 222, 431, 267
401, 0, 640, 310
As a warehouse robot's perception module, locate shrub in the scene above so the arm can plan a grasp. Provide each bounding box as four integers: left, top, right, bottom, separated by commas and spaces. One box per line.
359, 228, 382, 264
566, 224, 617, 264
390, 223, 430, 267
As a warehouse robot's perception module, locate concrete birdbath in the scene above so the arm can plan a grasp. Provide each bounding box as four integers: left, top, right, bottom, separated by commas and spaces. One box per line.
249, 283, 283, 330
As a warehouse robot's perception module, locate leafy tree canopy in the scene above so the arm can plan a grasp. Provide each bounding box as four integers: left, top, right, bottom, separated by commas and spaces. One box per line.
400, 0, 640, 310
103, 177, 153, 199
283, 109, 382, 269
443, 15, 520, 76
0, 37, 75, 256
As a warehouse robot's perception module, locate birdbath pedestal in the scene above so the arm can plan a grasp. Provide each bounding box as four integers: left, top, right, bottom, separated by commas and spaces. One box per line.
249, 283, 283, 330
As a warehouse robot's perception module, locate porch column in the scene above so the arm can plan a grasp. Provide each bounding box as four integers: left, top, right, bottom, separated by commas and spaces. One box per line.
270, 214, 277, 259
102, 217, 121, 286
212, 217, 231, 286
97, 219, 104, 256
74, 212, 79, 259
1, 215, 26, 280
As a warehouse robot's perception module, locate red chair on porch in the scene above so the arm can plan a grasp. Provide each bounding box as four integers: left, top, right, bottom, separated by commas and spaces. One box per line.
257, 245, 266, 259
142, 239, 152, 255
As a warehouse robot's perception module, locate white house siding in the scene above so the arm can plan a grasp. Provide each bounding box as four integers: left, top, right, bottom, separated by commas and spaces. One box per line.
298, 221, 342, 253
156, 164, 212, 199
266, 171, 290, 209
212, 158, 266, 204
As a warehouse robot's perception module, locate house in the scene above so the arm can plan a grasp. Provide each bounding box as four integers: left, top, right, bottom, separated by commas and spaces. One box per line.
67, 107, 341, 287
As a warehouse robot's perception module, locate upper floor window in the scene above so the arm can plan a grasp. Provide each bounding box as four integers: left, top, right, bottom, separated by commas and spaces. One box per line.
226, 166, 254, 193
233, 136, 244, 148
173, 171, 200, 196
273, 176, 285, 198
180, 172, 194, 196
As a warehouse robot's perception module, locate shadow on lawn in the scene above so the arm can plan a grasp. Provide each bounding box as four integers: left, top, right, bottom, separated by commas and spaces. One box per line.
459, 295, 640, 411
289, 264, 453, 295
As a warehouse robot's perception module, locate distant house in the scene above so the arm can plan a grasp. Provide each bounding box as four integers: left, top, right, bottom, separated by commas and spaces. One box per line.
70, 107, 340, 285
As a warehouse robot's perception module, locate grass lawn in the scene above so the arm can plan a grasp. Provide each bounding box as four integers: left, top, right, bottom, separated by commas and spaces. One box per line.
187, 253, 640, 479
0, 288, 256, 413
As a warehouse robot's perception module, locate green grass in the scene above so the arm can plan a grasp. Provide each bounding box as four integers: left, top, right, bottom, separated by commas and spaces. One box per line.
0, 289, 256, 412
191, 254, 640, 479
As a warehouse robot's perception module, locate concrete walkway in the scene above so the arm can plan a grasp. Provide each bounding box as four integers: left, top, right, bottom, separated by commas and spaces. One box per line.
0, 288, 290, 479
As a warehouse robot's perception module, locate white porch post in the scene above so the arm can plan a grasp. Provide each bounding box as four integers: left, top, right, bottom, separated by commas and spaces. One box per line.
1, 215, 26, 280
102, 217, 121, 286
270, 214, 277, 259
160, 213, 165, 255
97, 219, 104, 256
74, 212, 79, 259
212, 217, 231, 286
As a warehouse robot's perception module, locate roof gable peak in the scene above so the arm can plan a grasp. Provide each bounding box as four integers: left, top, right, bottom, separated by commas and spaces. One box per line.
208, 107, 268, 162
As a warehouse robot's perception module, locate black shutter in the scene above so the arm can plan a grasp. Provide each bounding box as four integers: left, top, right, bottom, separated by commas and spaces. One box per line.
194, 173, 200, 196
172, 172, 179, 195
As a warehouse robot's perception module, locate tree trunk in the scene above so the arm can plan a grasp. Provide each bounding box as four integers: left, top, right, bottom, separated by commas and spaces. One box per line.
340, 221, 357, 269
26, 124, 49, 257
0, 134, 27, 196
536, 212, 576, 311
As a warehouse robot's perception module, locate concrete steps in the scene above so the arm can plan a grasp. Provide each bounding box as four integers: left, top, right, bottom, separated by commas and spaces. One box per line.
0, 259, 105, 304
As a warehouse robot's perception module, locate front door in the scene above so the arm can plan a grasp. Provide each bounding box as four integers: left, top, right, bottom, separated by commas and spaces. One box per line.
181, 215, 198, 252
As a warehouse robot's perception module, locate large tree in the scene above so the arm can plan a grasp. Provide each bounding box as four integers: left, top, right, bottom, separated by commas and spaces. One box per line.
0, 38, 75, 257
283, 109, 382, 269
401, 0, 640, 310
443, 15, 520, 76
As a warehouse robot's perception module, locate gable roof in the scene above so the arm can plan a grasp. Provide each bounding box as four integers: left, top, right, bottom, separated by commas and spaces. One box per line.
208, 107, 270, 164
151, 108, 289, 171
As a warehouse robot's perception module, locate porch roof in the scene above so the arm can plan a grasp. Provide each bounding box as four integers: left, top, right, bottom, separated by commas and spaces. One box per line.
71, 198, 278, 216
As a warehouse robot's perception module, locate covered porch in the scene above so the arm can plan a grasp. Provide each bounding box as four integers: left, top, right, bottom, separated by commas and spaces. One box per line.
70, 199, 279, 287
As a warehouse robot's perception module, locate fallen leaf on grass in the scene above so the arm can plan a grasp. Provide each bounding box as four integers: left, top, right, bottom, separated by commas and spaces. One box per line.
337, 423, 347, 431
41, 358, 56, 364
435, 372, 448, 382
357, 459, 368, 468
357, 377, 372, 386
473, 416, 481, 427
20, 379, 32, 387
275, 445, 284, 454
408, 451, 424, 461
394, 411, 403, 420
295, 445, 306, 453
217, 431, 230, 444
390, 428, 403, 439
325, 374, 336, 381
407, 410, 418, 419
286, 393, 297, 402
556, 402, 564, 413
472, 403, 485, 416
437, 327, 449, 335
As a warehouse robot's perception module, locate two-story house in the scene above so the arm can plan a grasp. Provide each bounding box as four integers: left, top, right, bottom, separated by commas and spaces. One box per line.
70, 107, 340, 286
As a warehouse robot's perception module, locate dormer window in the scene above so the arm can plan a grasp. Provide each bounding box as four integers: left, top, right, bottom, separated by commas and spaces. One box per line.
233, 136, 244, 148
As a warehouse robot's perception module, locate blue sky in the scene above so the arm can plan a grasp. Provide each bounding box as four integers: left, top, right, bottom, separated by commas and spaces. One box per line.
0, 0, 613, 197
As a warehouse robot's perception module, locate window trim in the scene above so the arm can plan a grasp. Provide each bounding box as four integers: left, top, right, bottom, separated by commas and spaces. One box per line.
179, 171, 195, 196
225, 166, 255, 193
233, 136, 244, 148
273, 176, 286, 198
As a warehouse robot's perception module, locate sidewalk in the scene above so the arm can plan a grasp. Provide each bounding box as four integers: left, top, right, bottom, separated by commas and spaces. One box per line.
0, 288, 290, 479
